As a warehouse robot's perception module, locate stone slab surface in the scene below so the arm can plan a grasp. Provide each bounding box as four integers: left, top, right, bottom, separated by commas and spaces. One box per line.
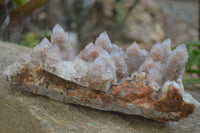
0, 41, 200, 133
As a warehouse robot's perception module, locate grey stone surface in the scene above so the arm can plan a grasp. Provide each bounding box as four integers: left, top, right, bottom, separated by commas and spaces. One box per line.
154, 0, 198, 45
0, 41, 200, 133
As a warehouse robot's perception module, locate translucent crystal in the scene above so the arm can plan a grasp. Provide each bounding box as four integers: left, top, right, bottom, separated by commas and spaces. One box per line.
150, 39, 171, 63
51, 24, 68, 46
88, 57, 113, 91
147, 62, 163, 90
126, 42, 149, 74
110, 50, 128, 81
51, 24, 75, 60
31, 38, 52, 64
163, 44, 188, 81
98, 50, 117, 84
88, 57, 106, 82
95, 32, 113, 53
47, 61, 77, 82
73, 58, 88, 78
138, 57, 155, 74
45, 45, 62, 67
78, 43, 102, 62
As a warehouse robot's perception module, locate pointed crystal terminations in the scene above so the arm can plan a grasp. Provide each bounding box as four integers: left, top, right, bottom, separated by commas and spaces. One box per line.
3, 24, 199, 121
51, 24, 75, 60
126, 42, 149, 74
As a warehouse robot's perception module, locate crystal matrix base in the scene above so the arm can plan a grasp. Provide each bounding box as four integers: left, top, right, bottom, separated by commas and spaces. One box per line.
11, 64, 195, 121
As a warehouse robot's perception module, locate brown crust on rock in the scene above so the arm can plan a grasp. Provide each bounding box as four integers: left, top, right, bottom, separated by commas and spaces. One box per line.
154, 87, 195, 121
111, 80, 154, 105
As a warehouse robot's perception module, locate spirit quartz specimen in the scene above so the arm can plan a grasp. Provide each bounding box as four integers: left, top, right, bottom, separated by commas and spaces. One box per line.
3, 24, 200, 121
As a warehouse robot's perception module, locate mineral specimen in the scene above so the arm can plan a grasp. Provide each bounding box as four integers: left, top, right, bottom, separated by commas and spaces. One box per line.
3, 24, 199, 121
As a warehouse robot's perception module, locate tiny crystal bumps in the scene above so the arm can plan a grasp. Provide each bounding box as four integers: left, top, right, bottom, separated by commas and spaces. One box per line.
4, 24, 199, 121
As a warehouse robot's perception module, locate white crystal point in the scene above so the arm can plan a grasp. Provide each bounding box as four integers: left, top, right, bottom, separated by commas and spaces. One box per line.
51, 24, 68, 46
163, 44, 188, 81
126, 42, 149, 74
162, 38, 171, 47
85, 42, 95, 49
51, 24, 75, 61
126, 42, 149, 57
31, 37, 52, 64
161, 38, 171, 57
37, 37, 52, 51
96, 31, 111, 44
52, 24, 65, 33
175, 44, 188, 53
127, 42, 139, 52
150, 39, 171, 63
33, 37, 52, 52
95, 31, 113, 53
41, 37, 51, 45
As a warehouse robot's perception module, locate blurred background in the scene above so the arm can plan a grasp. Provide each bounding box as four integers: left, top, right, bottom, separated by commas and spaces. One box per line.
0, 0, 198, 49
0, 0, 199, 82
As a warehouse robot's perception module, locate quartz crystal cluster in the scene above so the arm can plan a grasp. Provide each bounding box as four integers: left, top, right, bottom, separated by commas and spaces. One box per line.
4, 24, 199, 121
